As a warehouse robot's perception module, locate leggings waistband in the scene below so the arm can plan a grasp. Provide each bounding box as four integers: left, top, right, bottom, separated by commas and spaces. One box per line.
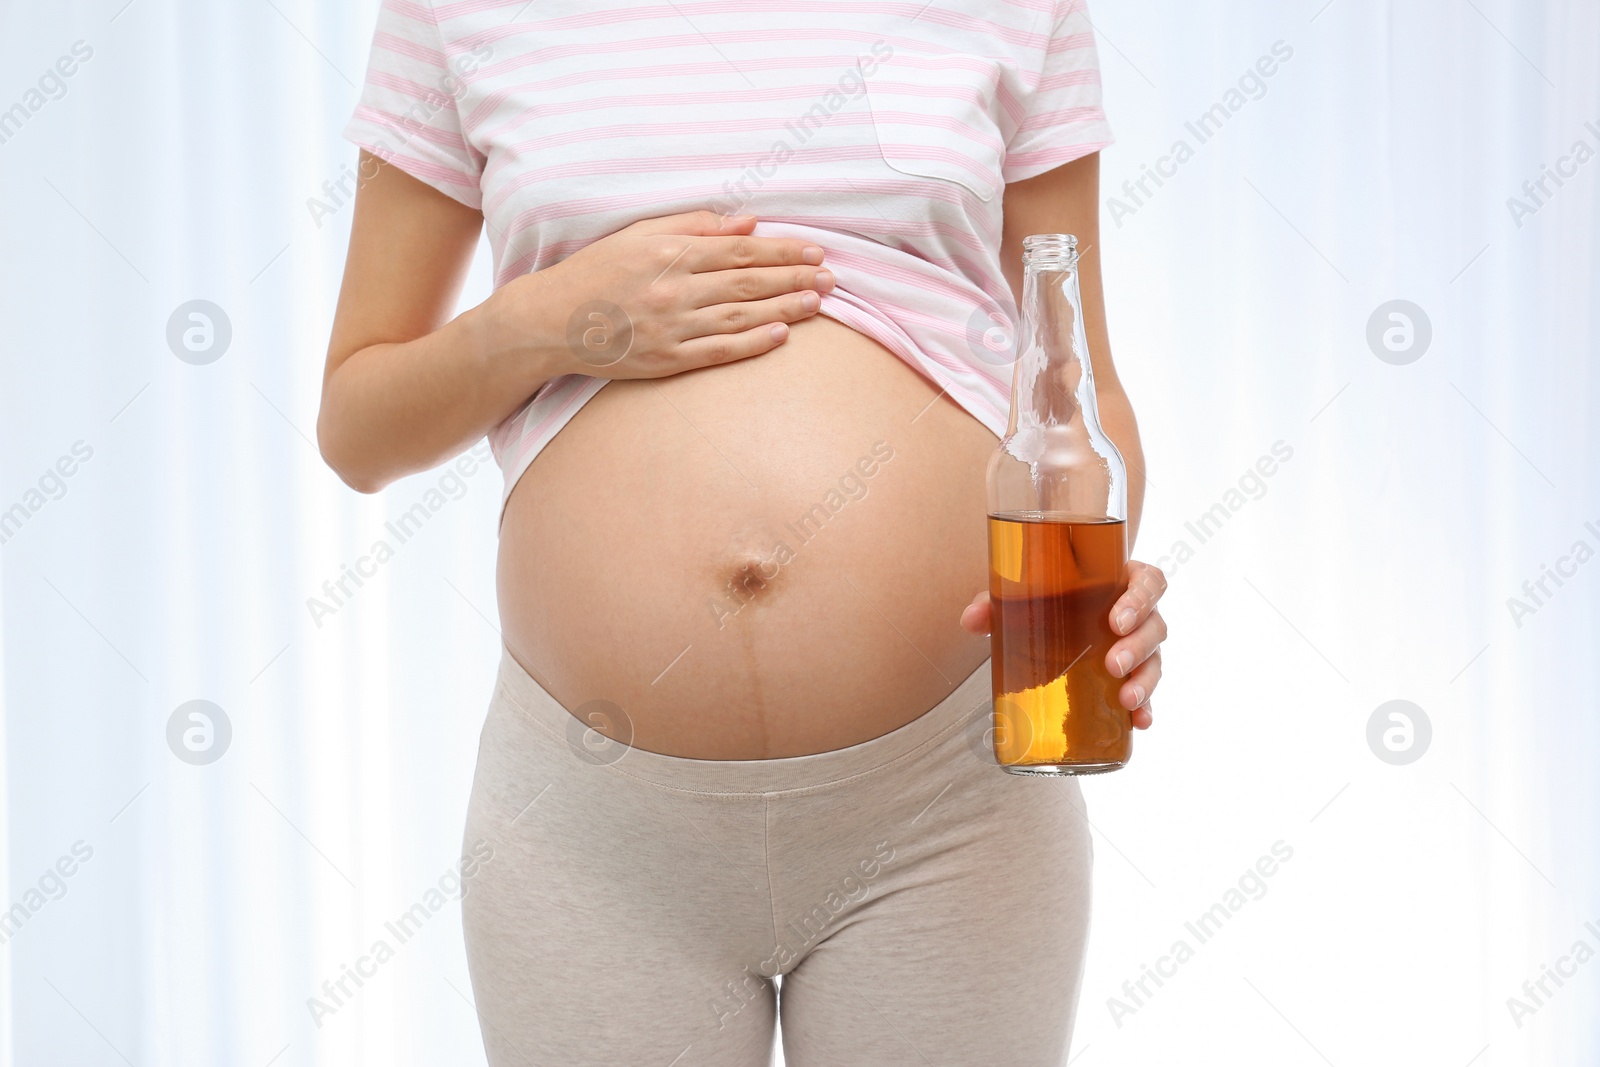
490, 646, 994, 795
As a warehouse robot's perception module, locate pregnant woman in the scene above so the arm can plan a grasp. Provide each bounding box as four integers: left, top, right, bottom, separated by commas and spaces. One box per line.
318, 2, 1167, 1064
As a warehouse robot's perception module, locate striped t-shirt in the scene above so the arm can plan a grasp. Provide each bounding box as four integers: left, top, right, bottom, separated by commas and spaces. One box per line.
344, 0, 1113, 509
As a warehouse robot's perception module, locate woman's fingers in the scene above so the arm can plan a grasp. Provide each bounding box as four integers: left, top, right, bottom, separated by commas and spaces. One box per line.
618, 214, 827, 289
960, 590, 992, 634
1111, 559, 1168, 635
673, 321, 794, 367
1119, 651, 1160, 728
1106, 608, 1167, 679
961, 581, 1157, 728
1107, 606, 1166, 728
538, 213, 838, 382
686, 290, 823, 338
693, 265, 835, 307
622, 209, 759, 238
683, 234, 824, 271
1108, 560, 1166, 727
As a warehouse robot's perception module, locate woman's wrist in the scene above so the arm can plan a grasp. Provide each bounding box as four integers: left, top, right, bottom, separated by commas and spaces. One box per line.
471, 268, 577, 393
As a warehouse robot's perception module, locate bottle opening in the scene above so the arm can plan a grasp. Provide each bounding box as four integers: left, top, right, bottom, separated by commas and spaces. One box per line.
1022, 233, 1079, 271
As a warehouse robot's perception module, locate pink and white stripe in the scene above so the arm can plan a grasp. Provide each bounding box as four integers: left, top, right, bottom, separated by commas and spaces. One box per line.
344, 0, 1112, 513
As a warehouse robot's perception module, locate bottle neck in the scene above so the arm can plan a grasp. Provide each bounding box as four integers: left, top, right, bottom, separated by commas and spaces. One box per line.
990, 234, 1127, 523
1009, 263, 1101, 434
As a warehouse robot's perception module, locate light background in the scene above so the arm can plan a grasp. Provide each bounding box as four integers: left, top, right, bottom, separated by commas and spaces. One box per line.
1, 0, 1597, 1064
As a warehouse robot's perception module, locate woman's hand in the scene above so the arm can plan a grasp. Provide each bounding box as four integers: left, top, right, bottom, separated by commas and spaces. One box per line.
959, 560, 1168, 729
488, 210, 835, 381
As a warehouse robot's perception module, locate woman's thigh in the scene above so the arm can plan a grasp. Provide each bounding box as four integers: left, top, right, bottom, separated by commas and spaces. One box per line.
460, 686, 780, 1067
775, 772, 1094, 1067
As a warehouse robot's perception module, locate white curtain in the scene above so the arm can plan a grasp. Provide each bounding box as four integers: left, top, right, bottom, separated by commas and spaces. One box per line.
1, 1, 1594, 1064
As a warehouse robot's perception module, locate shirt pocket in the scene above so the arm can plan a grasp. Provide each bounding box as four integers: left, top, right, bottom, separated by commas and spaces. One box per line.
864, 53, 1006, 202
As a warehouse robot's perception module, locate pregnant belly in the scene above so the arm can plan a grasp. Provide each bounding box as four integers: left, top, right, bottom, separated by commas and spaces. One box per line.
496, 315, 996, 759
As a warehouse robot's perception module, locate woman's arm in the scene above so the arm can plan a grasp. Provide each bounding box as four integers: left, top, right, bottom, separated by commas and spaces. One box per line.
999, 151, 1148, 543
317, 152, 835, 493
317, 153, 510, 492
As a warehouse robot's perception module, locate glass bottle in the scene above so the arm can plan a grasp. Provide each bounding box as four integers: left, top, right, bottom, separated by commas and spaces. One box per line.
986, 233, 1131, 775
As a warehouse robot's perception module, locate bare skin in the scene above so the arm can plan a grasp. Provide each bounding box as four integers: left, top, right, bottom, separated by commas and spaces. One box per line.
319, 150, 1166, 759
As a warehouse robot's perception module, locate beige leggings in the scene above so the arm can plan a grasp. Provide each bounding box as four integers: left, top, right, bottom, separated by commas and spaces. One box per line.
461, 648, 1093, 1066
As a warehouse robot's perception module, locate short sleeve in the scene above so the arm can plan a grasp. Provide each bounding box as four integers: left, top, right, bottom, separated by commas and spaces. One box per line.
342, 0, 485, 210
1001, 0, 1115, 184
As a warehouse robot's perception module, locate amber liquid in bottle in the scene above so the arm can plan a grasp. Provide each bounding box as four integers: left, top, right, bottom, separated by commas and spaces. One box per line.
988, 513, 1130, 772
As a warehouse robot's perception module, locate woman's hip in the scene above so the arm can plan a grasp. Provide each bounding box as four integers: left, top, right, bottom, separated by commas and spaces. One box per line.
460, 648, 1092, 1063
460, 645, 1093, 932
